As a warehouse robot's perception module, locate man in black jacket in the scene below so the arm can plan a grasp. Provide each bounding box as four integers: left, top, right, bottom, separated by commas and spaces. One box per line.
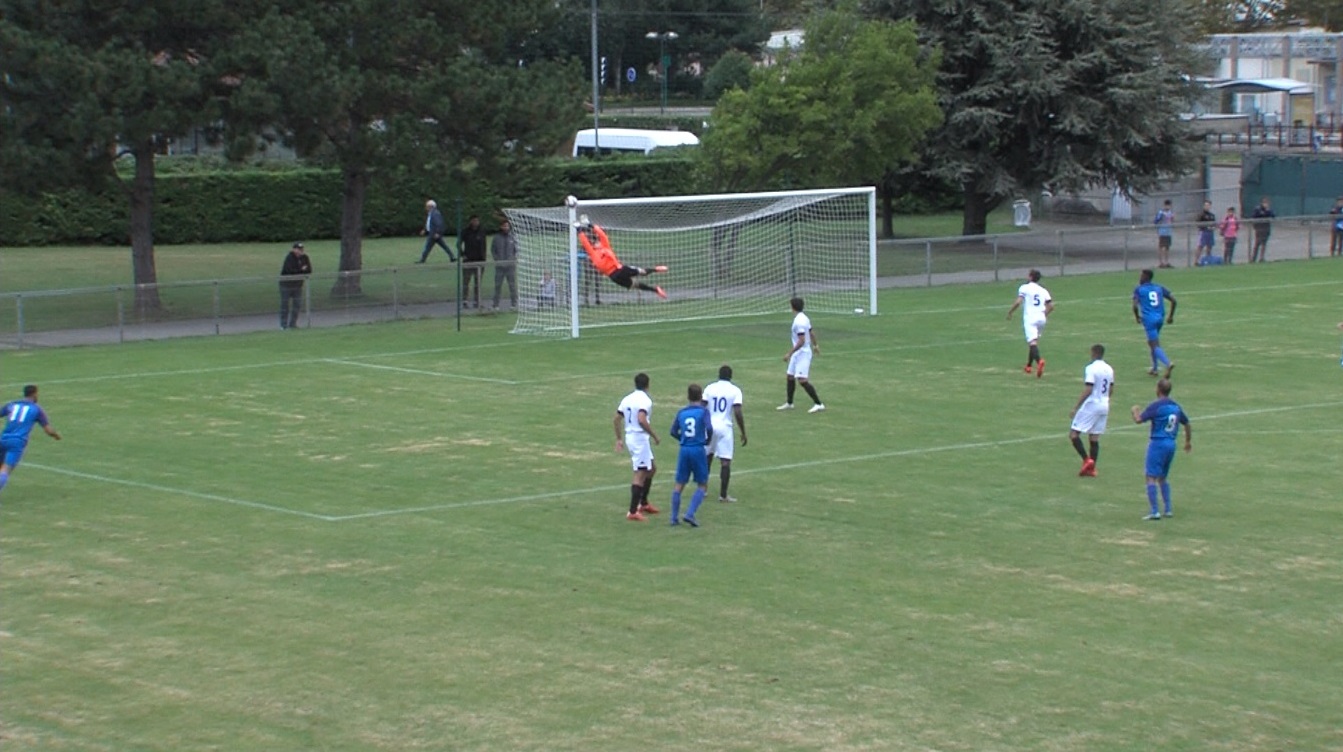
279, 241, 312, 329
459, 214, 487, 309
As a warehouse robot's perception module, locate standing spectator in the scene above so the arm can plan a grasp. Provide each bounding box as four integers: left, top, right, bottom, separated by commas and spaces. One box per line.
778, 297, 825, 413
1249, 196, 1275, 263
1153, 199, 1175, 269
1130, 378, 1191, 521
1330, 197, 1343, 257
668, 383, 713, 528
279, 241, 312, 330
490, 218, 519, 310
1069, 344, 1115, 478
614, 372, 660, 521
0, 385, 62, 498
1196, 200, 1217, 262
702, 364, 747, 503
1218, 206, 1240, 264
458, 215, 487, 308
1132, 269, 1177, 378
417, 200, 455, 263
1005, 269, 1054, 378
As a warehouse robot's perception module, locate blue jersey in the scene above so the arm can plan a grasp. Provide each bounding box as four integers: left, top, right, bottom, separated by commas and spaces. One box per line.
1133, 282, 1172, 323
1, 399, 49, 448
670, 404, 712, 448
1138, 398, 1188, 442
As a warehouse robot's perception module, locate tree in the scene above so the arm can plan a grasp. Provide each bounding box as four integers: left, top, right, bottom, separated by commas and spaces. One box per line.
223, 0, 584, 296
870, 0, 1209, 236
698, 10, 942, 205
703, 50, 756, 99
0, 0, 254, 312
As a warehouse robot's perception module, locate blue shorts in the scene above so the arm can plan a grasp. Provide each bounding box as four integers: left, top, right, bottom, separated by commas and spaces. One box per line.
1143, 320, 1163, 342
1199, 229, 1215, 248
674, 446, 709, 485
1, 440, 27, 469
1144, 441, 1177, 479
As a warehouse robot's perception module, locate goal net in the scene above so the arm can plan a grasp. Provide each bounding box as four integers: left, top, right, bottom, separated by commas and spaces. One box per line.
504, 187, 877, 337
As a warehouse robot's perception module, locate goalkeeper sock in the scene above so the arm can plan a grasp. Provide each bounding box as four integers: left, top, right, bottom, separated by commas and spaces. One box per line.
801, 382, 822, 405
786, 378, 796, 405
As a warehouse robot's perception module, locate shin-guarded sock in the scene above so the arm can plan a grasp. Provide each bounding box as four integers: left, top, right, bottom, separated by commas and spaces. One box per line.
0, 470, 8, 493
1146, 483, 1159, 516
670, 490, 682, 521
640, 477, 652, 504
1071, 436, 1088, 460
786, 378, 796, 405
1089, 441, 1100, 463
687, 488, 707, 520
1028, 344, 1040, 366
801, 382, 822, 405
719, 465, 731, 499
1160, 482, 1172, 515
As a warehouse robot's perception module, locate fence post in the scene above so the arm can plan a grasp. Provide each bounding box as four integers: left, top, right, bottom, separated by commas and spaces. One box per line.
15, 294, 24, 350
392, 269, 400, 320
304, 279, 312, 329
1122, 229, 1130, 270
116, 286, 125, 344
1056, 230, 1065, 276
1307, 220, 1315, 259
992, 236, 1000, 282
925, 241, 933, 287
212, 281, 221, 335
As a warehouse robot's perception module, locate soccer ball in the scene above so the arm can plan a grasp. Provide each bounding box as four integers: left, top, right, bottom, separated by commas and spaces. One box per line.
565, 195, 579, 208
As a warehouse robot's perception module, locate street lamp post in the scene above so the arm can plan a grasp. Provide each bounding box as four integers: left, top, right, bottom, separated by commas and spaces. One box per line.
645, 31, 678, 114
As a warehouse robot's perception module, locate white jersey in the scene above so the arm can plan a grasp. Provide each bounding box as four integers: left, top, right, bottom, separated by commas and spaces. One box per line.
1016, 281, 1052, 324
1081, 359, 1115, 410
791, 312, 812, 353
702, 379, 743, 432
616, 389, 652, 435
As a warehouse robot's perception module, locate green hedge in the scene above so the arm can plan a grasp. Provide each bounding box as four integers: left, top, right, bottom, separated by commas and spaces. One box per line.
0, 156, 700, 246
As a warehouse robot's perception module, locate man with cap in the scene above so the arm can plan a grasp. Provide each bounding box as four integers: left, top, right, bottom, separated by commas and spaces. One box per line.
279, 241, 312, 330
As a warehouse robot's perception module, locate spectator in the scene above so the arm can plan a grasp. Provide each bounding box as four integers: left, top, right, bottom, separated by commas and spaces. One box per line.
490, 218, 519, 310
538, 272, 557, 307
458, 215, 487, 308
1218, 206, 1239, 264
1249, 197, 1275, 263
1330, 197, 1343, 258
1153, 199, 1175, 269
279, 241, 312, 330
418, 200, 455, 263
1196, 200, 1217, 262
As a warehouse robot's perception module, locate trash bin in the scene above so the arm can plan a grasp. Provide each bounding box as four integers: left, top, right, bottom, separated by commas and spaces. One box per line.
1013, 199, 1032, 228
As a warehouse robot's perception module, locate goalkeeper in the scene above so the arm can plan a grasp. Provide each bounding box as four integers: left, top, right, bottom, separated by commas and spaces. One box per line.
576, 218, 668, 299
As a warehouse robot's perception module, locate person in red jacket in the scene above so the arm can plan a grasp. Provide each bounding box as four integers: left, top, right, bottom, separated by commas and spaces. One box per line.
576, 218, 668, 299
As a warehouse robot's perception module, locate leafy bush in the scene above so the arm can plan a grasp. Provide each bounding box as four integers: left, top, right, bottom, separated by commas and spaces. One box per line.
702, 51, 755, 101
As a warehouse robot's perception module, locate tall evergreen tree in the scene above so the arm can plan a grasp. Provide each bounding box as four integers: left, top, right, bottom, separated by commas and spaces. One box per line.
870, 0, 1209, 235
0, 0, 255, 312
223, 0, 583, 295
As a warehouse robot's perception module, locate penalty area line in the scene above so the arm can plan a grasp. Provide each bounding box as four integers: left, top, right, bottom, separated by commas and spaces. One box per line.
322, 358, 519, 384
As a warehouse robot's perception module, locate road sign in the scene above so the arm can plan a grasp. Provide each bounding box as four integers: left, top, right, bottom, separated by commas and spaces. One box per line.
626, 67, 636, 83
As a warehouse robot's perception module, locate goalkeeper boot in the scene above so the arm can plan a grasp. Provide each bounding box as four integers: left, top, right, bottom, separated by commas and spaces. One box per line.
654, 286, 667, 300
653, 265, 669, 273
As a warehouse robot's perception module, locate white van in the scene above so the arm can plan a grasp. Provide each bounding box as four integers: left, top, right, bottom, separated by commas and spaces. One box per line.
572, 128, 700, 157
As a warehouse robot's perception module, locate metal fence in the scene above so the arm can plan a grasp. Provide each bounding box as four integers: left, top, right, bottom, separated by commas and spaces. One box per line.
3, 215, 1339, 349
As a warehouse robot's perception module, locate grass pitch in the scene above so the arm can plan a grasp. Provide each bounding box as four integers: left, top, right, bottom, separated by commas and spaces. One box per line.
2, 261, 1341, 751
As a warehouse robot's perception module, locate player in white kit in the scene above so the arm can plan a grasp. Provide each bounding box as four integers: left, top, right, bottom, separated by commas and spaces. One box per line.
1005, 269, 1054, 378
614, 372, 661, 520
702, 364, 747, 503
1069, 344, 1115, 477
778, 297, 825, 413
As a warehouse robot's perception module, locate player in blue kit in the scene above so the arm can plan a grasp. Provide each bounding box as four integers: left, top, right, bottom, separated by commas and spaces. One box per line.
1132, 269, 1177, 378
1130, 379, 1191, 521
0, 385, 62, 497
668, 383, 713, 528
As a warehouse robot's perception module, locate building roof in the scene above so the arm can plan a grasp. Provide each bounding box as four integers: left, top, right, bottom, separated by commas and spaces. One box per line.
1207, 77, 1315, 94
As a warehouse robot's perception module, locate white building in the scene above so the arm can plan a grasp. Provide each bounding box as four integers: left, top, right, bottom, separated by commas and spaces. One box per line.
1204, 31, 1343, 126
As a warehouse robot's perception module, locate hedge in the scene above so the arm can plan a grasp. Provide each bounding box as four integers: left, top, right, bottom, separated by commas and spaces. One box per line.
0, 156, 701, 246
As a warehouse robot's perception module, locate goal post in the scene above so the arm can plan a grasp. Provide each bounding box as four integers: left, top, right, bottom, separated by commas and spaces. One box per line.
504, 187, 877, 337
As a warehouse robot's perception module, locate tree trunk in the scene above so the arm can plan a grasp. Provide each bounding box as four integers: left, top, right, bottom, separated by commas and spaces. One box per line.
879, 188, 894, 239
962, 187, 992, 236
128, 140, 162, 314
331, 168, 367, 298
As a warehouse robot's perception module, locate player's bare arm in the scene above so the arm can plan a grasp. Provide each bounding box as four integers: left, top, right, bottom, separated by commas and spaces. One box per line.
810, 331, 820, 355
784, 334, 805, 362
45, 424, 60, 440
1130, 405, 1144, 423
1071, 384, 1094, 417
734, 405, 747, 445
612, 412, 625, 452
1006, 298, 1022, 319
637, 411, 659, 445
1183, 423, 1193, 453
1044, 300, 1055, 317
1166, 294, 1177, 323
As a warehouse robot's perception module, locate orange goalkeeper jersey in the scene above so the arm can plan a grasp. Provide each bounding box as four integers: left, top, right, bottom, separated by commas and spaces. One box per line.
578, 225, 621, 276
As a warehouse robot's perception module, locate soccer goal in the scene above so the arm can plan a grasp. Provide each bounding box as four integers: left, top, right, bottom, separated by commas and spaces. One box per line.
504, 187, 877, 337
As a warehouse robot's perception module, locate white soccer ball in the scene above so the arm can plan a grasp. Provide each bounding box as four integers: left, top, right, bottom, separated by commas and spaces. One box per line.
565, 195, 579, 208
854, 307, 864, 314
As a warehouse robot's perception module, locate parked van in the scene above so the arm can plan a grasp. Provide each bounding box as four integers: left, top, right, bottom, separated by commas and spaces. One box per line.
572, 128, 700, 157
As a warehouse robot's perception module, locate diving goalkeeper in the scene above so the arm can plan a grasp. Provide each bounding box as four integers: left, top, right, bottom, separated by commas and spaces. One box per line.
576, 218, 668, 299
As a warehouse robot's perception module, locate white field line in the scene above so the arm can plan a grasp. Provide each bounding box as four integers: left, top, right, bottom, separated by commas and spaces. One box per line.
321, 358, 520, 384
28, 399, 1339, 522
22, 463, 338, 521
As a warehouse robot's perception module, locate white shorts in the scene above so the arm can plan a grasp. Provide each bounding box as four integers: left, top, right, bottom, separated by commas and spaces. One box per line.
625, 433, 654, 471
1023, 318, 1046, 343
787, 350, 813, 379
709, 427, 734, 461
1070, 404, 1110, 435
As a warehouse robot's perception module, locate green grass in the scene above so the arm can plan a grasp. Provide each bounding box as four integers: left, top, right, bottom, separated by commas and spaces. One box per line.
3, 261, 1342, 751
